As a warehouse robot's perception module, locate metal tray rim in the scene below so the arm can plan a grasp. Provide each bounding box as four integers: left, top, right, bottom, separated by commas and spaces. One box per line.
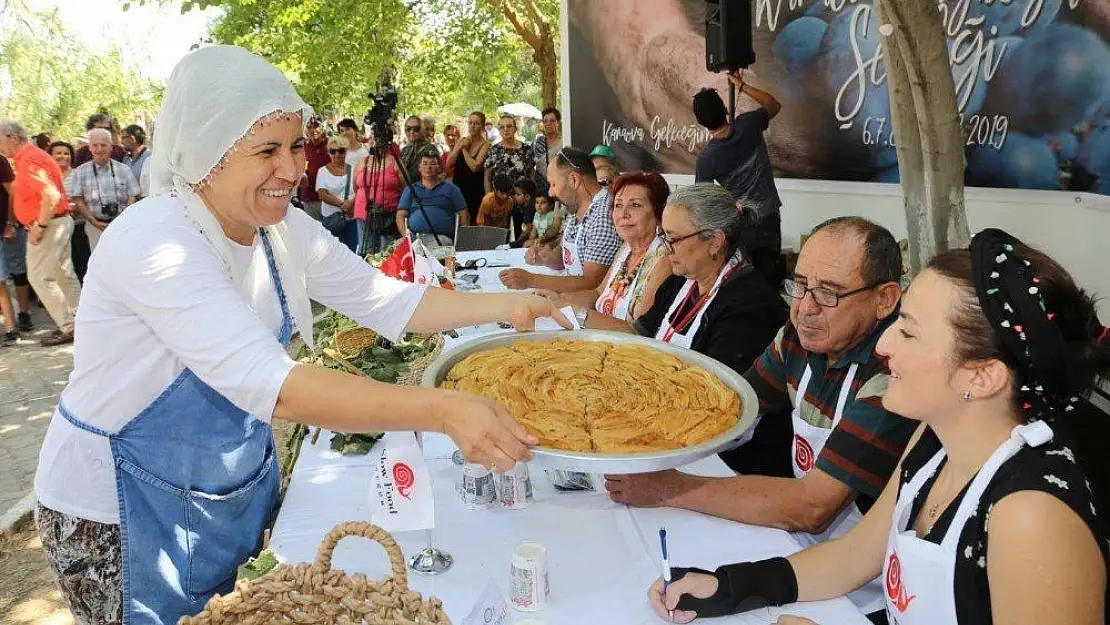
421, 330, 759, 472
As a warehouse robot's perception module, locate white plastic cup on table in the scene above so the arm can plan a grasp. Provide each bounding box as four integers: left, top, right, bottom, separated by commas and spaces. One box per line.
458, 462, 497, 509
498, 462, 534, 509
510, 542, 549, 612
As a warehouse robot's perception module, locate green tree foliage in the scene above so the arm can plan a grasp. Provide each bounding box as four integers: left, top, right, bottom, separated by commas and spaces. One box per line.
205, 0, 413, 116
193, 0, 557, 128
0, 11, 163, 140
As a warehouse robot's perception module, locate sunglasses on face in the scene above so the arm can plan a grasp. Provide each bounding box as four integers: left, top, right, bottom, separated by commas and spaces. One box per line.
405, 126, 421, 132
329, 148, 347, 154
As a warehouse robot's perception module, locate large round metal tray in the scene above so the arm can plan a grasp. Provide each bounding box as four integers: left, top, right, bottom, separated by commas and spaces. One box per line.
421, 330, 759, 474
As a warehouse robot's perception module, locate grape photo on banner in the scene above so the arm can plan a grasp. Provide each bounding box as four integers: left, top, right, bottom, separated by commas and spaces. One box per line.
567, 0, 1110, 194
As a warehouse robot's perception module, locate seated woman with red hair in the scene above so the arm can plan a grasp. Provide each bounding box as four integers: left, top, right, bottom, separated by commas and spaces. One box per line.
542, 171, 674, 322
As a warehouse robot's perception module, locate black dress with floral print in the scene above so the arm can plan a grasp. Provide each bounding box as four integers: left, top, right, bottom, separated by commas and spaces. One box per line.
897, 426, 1109, 624
484, 142, 535, 184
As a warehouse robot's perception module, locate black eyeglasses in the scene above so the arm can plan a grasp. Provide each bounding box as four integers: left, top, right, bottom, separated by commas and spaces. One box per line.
329, 148, 347, 154
657, 227, 711, 254
782, 278, 884, 308
405, 126, 421, 132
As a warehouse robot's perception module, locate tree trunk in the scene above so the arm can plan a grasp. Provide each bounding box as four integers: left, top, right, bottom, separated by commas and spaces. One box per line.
535, 22, 558, 108
485, 0, 559, 108
877, 0, 970, 275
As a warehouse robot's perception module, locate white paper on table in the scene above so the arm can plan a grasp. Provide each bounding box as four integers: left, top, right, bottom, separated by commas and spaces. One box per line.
369, 433, 436, 532
461, 578, 511, 625
533, 305, 580, 332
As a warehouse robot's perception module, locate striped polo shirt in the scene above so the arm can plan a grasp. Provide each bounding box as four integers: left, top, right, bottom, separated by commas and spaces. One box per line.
743, 314, 916, 510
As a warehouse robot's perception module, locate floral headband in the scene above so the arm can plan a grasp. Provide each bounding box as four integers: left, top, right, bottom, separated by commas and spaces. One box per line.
970, 228, 1080, 420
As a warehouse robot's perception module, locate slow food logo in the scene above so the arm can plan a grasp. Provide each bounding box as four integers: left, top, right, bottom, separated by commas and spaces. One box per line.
885, 552, 916, 613
793, 434, 815, 473
392, 461, 415, 500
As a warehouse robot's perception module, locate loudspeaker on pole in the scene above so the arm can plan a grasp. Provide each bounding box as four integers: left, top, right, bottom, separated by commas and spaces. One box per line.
705, 0, 756, 72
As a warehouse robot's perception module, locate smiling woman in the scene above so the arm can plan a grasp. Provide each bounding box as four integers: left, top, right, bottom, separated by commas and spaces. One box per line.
31, 45, 570, 625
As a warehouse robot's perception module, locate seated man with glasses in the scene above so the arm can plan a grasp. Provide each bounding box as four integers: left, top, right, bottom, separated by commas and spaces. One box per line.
605, 215, 916, 616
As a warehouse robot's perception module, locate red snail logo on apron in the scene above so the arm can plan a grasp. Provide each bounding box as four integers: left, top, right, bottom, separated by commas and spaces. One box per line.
562, 245, 572, 267
885, 552, 916, 612
392, 461, 415, 500
793, 434, 816, 472
598, 290, 616, 315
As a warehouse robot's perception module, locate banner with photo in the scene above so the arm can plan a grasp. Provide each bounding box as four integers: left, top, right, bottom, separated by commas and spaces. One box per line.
565, 0, 1110, 194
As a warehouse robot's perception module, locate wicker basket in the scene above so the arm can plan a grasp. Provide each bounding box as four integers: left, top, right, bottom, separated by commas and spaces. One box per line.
179, 521, 452, 625
333, 327, 379, 359
396, 333, 445, 387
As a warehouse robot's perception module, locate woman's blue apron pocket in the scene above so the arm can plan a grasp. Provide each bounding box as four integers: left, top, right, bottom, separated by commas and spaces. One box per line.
183, 446, 278, 600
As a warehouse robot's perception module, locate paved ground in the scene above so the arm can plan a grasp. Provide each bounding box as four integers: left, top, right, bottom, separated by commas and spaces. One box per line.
0, 305, 74, 625
0, 306, 71, 516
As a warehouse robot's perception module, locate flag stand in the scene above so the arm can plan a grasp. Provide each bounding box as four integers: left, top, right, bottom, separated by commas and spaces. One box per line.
409, 528, 454, 575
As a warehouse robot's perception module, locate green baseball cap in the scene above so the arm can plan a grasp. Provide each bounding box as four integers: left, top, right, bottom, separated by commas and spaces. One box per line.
589, 144, 615, 160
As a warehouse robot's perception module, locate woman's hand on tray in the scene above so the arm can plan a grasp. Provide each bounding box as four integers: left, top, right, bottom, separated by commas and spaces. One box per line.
440, 391, 537, 471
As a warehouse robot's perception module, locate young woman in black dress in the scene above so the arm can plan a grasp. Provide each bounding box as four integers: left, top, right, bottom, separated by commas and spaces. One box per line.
447, 111, 490, 222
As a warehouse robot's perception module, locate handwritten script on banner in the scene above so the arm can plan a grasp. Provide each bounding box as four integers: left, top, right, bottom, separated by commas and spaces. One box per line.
566, 0, 1110, 194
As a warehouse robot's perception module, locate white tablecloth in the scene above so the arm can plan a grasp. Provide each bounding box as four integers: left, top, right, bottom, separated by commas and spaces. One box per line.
269, 249, 869, 625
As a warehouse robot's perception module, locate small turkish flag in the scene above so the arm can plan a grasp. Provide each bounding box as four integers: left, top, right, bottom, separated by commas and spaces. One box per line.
379, 237, 415, 282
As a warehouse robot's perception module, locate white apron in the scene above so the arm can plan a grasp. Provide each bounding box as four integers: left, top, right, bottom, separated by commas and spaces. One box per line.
596, 239, 662, 321
561, 219, 585, 277
790, 361, 884, 612
654, 252, 742, 349
882, 421, 1053, 624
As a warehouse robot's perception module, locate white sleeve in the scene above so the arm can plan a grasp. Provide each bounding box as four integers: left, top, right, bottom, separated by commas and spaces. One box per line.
98, 219, 297, 420
314, 170, 331, 192
288, 208, 427, 342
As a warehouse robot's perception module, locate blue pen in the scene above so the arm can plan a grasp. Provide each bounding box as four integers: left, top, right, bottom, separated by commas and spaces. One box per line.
660, 528, 674, 622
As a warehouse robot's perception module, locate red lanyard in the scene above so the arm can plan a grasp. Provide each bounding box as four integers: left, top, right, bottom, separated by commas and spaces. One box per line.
661, 260, 743, 343
662, 282, 716, 343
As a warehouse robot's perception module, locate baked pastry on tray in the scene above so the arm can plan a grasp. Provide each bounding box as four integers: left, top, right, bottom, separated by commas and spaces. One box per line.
440, 339, 741, 453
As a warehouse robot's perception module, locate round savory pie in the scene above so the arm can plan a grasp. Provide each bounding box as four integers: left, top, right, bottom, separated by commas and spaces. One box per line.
439, 339, 741, 453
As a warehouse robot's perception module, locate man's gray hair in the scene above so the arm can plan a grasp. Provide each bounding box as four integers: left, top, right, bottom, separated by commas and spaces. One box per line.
87, 128, 112, 142
421, 114, 435, 125
0, 120, 28, 142
810, 216, 902, 284
668, 183, 752, 254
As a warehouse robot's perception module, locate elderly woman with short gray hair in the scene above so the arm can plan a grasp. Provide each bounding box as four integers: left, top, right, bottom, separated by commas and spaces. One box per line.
587, 183, 786, 374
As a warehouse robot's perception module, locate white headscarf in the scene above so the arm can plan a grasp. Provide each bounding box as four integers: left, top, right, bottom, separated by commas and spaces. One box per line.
150, 45, 317, 353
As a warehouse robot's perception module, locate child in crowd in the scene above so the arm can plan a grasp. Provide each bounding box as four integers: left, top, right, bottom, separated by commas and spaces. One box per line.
525, 193, 561, 248
510, 177, 537, 246
476, 173, 514, 229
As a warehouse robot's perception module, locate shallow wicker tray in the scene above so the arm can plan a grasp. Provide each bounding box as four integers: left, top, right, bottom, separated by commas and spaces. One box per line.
421, 330, 759, 474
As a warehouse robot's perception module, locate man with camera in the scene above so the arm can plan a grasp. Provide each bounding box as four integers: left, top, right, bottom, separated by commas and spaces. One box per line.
67, 128, 140, 252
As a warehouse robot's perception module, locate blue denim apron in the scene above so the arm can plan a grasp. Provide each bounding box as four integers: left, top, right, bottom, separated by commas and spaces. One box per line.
59, 230, 291, 625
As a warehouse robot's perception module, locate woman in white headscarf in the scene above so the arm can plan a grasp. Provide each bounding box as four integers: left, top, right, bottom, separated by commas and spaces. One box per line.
31, 46, 566, 625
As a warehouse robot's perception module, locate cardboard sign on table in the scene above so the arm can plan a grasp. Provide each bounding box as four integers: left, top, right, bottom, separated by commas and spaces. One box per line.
370, 433, 436, 532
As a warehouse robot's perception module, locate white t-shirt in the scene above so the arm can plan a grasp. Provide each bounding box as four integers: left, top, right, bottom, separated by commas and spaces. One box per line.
34, 196, 426, 524
315, 166, 352, 217
346, 147, 369, 169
